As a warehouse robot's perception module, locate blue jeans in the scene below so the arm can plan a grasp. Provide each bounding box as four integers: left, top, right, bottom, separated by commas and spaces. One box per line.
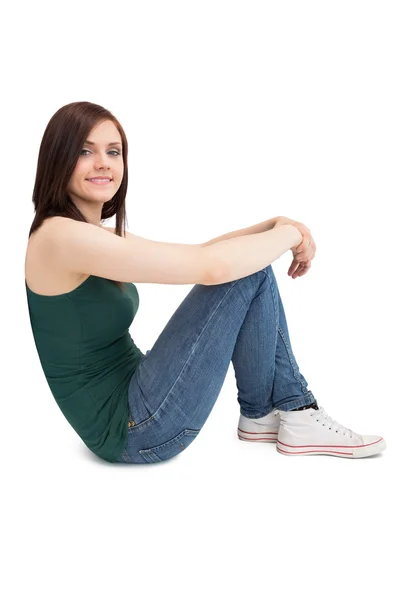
115, 265, 316, 464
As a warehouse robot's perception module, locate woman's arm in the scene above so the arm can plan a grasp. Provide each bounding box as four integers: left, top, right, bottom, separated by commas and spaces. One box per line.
203, 224, 302, 284
200, 216, 280, 247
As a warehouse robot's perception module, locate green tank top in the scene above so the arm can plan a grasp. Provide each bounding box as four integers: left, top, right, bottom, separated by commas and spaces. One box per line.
25, 275, 144, 463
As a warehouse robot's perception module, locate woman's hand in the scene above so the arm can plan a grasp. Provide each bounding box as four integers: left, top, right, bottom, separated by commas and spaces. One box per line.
274, 216, 317, 278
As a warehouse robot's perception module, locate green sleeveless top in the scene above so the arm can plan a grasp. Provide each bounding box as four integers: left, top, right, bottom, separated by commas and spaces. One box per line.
25, 275, 144, 463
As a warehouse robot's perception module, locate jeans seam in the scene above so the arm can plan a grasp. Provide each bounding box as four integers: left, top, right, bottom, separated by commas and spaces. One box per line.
277, 324, 309, 396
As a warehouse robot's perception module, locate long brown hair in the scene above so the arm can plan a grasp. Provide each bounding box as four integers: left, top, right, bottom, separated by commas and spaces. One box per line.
28, 101, 130, 292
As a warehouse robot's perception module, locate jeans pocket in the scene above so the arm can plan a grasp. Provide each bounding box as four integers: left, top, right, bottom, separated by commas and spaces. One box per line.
138, 428, 200, 463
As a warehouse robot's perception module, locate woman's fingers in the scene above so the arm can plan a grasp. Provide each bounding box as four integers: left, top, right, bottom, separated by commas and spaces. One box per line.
294, 263, 311, 278
288, 261, 297, 276
287, 219, 316, 274
295, 238, 316, 263
288, 259, 311, 278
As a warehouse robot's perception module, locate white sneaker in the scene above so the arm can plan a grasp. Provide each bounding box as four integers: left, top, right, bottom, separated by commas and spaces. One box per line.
274, 405, 386, 458
237, 411, 280, 443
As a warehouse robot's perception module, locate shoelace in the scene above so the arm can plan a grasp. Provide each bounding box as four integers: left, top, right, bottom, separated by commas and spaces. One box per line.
315, 406, 356, 438
275, 406, 356, 439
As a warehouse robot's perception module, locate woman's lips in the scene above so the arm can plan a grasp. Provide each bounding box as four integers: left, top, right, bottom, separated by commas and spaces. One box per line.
86, 179, 112, 185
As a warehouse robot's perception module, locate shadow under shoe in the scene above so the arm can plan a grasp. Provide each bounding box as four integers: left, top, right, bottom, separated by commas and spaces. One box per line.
274, 406, 386, 458
237, 411, 280, 443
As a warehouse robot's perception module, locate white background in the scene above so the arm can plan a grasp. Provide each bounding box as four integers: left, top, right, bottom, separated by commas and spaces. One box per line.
2, 1, 399, 598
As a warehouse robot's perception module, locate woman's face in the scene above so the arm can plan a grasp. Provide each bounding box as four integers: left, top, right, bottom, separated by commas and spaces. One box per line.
67, 119, 124, 206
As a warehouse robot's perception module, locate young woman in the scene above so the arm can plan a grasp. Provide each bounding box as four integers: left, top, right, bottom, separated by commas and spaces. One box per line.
25, 101, 386, 464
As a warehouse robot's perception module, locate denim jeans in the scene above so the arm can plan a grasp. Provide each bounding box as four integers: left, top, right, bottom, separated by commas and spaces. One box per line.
115, 265, 316, 464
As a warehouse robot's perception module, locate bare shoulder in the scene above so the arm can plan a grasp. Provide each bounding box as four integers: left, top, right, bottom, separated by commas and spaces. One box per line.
102, 225, 132, 240
25, 218, 143, 295
39, 215, 78, 241
42, 218, 141, 251
25, 217, 87, 295
42, 217, 130, 241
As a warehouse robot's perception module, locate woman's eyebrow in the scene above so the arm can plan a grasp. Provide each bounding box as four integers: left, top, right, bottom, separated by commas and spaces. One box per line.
84, 140, 122, 146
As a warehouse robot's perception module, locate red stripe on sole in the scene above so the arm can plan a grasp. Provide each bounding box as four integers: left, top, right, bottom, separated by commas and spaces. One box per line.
238, 435, 277, 442
277, 446, 353, 456
277, 437, 383, 450
238, 427, 278, 435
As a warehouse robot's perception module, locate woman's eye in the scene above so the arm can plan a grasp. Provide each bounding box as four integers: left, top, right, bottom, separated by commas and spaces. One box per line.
80, 149, 121, 156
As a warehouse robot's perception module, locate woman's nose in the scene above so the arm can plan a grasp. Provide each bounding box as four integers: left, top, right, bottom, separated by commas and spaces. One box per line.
94, 154, 111, 169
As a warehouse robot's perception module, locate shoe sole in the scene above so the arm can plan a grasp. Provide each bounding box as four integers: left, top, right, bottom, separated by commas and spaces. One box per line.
276, 437, 386, 458
237, 428, 278, 443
